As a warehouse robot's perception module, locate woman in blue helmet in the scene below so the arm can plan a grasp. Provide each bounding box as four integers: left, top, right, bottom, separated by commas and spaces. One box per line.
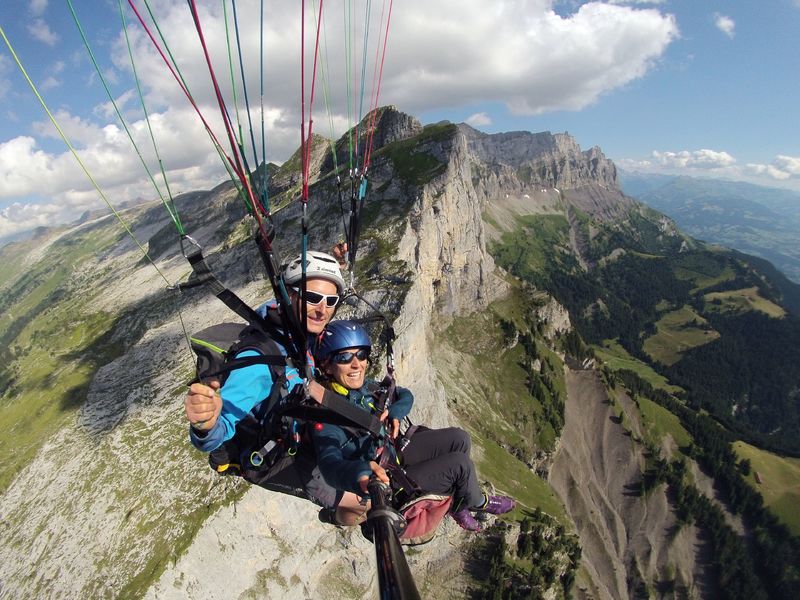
312, 320, 515, 531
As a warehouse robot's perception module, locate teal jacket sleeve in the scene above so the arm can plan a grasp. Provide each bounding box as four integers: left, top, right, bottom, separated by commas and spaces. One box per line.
189, 350, 273, 452
387, 386, 413, 421
312, 424, 372, 495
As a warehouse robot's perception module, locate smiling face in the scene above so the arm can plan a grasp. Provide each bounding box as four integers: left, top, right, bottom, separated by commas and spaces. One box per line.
291, 277, 339, 335
325, 347, 369, 390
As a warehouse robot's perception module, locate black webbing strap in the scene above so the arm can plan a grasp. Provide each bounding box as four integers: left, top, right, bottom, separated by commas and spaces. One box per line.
201, 354, 288, 382
275, 388, 383, 438
179, 236, 268, 328
253, 230, 307, 371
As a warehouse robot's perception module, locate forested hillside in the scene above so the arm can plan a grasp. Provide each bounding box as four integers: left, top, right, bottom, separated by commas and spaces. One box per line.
491, 206, 800, 455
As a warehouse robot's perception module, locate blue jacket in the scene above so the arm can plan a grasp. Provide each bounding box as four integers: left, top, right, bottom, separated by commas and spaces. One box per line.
190, 301, 312, 452
312, 380, 413, 495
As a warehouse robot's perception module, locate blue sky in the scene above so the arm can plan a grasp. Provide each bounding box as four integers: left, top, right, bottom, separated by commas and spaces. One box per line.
1, 0, 799, 241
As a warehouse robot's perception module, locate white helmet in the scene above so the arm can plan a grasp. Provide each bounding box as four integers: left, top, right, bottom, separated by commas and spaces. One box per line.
283, 251, 346, 294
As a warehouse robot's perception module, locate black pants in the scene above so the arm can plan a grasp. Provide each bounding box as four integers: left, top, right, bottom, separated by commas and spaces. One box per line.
400, 427, 483, 510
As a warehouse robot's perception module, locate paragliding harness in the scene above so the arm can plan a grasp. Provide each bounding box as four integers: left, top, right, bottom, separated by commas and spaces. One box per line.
189, 308, 384, 500
343, 374, 453, 546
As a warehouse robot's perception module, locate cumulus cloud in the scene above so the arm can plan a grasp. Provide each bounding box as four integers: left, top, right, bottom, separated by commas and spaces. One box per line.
0, 201, 66, 240
746, 156, 800, 180
714, 13, 735, 38
2, 0, 680, 239
29, 0, 48, 17
466, 112, 492, 127
40, 76, 61, 91
621, 150, 800, 191
616, 158, 653, 170
773, 155, 800, 175
113, 0, 678, 122
27, 19, 59, 46
652, 149, 736, 169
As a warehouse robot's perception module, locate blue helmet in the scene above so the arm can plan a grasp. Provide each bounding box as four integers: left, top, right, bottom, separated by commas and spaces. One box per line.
318, 320, 371, 361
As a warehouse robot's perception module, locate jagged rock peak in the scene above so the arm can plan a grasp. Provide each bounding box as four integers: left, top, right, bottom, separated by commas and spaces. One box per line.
358, 105, 423, 151
457, 124, 619, 191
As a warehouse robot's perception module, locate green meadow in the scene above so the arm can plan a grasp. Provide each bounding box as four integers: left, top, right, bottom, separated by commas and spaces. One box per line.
592, 339, 682, 394
643, 305, 719, 366
732, 440, 800, 536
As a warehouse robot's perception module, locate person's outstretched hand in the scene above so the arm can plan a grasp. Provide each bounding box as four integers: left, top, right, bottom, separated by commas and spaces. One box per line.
185, 380, 222, 431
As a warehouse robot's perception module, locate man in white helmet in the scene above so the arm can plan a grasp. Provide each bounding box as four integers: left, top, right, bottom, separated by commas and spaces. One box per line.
184, 250, 364, 515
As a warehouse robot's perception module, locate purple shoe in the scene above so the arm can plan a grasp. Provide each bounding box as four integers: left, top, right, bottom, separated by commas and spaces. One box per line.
477, 495, 516, 515
449, 507, 482, 532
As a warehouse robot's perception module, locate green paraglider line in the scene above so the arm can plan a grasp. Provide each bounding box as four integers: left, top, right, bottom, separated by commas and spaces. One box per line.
118, 0, 184, 236
68, 0, 186, 237
0, 24, 171, 287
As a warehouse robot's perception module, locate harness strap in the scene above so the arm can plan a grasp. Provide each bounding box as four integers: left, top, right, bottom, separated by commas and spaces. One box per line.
179, 235, 270, 323
248, 371, 290, 466
320, 388, 384, 436
200, 354, 288, 381
249, 386, 385, 466
278, 400, 383, 438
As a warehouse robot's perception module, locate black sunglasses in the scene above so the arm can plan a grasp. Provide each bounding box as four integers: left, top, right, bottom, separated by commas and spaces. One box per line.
293, 288, 340, 307
332, 348, 370, 364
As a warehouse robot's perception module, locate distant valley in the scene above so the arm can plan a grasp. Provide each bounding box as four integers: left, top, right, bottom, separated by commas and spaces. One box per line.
619, 172, 800, 283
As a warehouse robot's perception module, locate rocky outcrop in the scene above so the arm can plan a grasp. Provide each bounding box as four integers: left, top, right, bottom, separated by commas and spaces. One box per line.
534, 297, 572, 341
461, 125, 618, 191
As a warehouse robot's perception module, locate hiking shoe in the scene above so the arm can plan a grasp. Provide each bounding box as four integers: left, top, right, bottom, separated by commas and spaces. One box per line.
478, 495, 516, 515
449, 507, 482, 532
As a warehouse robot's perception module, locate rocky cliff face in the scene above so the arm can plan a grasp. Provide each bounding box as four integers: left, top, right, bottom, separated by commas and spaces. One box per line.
0, 107, 710, 599
551, 369, 718, 599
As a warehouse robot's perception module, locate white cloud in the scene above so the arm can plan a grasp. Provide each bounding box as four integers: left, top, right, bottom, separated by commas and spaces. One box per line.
95, 90, 137, 120
773, 155, 800, 175
466, 112, 492, 127
608, 1, 665, 5
0, 201, 66, 240
113, 0, 678, 124
746, 156, 800, 180
29, 0, 48, 18
2, 105, 230, 203
40, 76, 61, 91
27, 19, 59, 46
2, 0, 680, 239
652, 149, 736, 169
745, 163, 791, 181
621, 150, 800, 191
616, 158, 653, 170
714, 13, 735, 38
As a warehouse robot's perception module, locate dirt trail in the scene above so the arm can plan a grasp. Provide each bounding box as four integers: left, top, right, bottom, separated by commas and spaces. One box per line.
550, 368, 717, 599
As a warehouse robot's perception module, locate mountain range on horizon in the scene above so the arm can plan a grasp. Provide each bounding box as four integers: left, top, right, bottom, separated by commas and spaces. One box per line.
619, 171, 800, 284
1, 107, 799, 599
